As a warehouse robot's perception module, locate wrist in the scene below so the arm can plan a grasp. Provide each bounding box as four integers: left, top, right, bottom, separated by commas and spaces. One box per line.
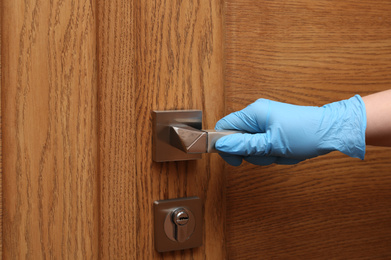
362, 90, 391, 147
326, 95, 366, 159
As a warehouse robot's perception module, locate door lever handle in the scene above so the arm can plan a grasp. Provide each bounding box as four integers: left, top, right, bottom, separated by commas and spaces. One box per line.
153, 110, 243, 162
170, 125, 242, 154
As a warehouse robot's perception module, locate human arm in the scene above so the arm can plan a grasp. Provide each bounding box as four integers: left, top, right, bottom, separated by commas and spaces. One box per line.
362, 89, 391, 147
215, 95, 368, 166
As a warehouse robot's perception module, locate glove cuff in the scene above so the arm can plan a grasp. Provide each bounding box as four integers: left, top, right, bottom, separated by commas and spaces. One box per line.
334, 95, 367, 159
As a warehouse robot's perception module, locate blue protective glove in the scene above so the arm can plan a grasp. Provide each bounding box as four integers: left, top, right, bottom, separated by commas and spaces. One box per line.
215, 95, 367, 166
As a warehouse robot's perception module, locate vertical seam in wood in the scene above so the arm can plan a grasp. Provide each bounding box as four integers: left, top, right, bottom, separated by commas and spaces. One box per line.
95, 0, 102, 258
0, 0, 2, 257
131, 1, 137, 258
132, 1, 139, 258
221, 1, 228, 257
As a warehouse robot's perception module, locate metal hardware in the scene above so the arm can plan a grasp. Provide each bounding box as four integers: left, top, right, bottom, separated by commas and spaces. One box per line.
153, 110, 203, 162
171, 126, 243, 153
154, 197, 202, 252
173, 208, 190, 226
153, 110, 243, 162
170, 125, 207, 154
166, 207, 195, 243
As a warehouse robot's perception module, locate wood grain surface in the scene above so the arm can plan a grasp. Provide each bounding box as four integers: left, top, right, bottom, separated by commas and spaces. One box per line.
98, 0, 226, 258
97, 0, 136, 258
0, 7, 2, 258
134, 0, 226, 258
225, 0, 391, 258
134, 0, 225, 259
2, 0, 226, 258
6, 0, 389, 258
2, 0, 98, 259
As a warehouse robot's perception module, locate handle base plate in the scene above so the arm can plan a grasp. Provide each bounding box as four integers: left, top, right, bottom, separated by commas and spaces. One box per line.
153, 110, 203, 162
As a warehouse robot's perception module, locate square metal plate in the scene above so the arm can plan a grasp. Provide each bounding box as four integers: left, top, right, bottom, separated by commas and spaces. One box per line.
154, 197, 202, 252
153, 110, 203, 162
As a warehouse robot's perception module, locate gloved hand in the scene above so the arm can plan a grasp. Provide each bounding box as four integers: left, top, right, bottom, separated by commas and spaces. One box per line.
215, 95, 367, 166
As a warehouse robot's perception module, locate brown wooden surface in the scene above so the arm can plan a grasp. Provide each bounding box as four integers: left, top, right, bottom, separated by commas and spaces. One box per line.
2, 0, 98, 258
134, 0, 226, 258
97, 0, 136, 258
2, 0, 226, 258
98, 0, 226, 259
6, 0, 390, 258
225, 0, 391, 258
0, 5, 2, 258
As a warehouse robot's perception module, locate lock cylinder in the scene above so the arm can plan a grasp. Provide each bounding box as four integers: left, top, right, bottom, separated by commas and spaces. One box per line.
154, 197, 202, 252
164, 207, 195, 243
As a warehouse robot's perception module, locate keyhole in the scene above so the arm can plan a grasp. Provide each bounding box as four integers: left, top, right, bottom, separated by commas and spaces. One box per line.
162, 206, 196, 243
173, 208, 189, 226
172, 208, 191, 242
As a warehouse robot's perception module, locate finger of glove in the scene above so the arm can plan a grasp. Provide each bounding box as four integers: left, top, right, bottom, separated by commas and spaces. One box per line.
244, 156, 277, 166
244, 155, 303, 166
218, 153, 243, 166
276, 157, 304, 165
244, 156, 303, 166
215, 110, 262, 133
215, 133, 269, 156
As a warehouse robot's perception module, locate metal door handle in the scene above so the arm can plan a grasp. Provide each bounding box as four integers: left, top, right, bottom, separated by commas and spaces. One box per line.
153, 110, 242, 162
170, 125, 241, 154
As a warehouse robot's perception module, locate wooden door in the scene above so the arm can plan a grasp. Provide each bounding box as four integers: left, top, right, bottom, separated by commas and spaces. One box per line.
2, 0, 225, 259
2, 1, 99, 258
224, 0, 391, 259
1, 0, 391, 259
